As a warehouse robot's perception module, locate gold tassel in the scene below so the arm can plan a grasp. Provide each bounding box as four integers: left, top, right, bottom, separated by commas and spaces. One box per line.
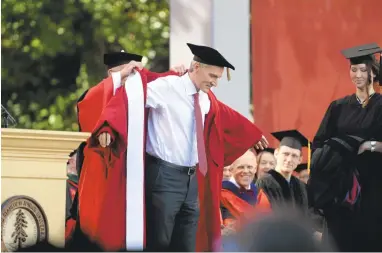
307, 140, 311, 175
227, 68, 231, 81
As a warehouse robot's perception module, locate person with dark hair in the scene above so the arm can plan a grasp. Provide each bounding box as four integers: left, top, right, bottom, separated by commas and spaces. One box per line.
255, 129, 309, 213
255, 147, 276, 181
222, 165, 232, 181
293, 163, 309, 184
254, 130, 327, 243
309, 43, 382, 251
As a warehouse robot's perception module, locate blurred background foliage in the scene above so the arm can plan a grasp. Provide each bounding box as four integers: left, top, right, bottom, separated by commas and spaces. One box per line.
1, 0, 170, 131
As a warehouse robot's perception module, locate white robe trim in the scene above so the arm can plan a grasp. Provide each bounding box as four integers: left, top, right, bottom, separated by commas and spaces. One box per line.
122, 71, 145, 250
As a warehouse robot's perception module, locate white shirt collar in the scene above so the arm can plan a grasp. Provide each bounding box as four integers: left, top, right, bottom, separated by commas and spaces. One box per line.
229, 177, 251, 190
182, 73, 198, 95
181, 73, 209, 98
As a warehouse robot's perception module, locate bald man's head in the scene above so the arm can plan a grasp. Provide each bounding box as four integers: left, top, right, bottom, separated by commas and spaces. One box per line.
230, 149, 257, 188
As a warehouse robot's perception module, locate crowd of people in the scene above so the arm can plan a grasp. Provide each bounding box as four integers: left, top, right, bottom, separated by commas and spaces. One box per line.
56, 42, 382, 252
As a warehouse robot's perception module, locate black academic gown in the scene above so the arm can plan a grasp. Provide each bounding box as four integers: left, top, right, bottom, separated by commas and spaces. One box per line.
255, 170, 308, 215
312, 93, 382, 252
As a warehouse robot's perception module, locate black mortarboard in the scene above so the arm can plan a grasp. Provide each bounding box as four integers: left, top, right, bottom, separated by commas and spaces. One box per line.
103, 50, 143, 69
341, 43, 382, 85
341, 43, 381, 61
271, 130, 310, 151
187, 43, 235, 80
295, 163, 308, 173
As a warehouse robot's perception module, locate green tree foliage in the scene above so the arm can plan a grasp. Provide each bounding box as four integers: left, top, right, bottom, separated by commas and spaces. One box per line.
1, 0, 170, 131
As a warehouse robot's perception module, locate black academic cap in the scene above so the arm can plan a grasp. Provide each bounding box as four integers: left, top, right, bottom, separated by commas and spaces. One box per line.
187, 43, 235, 80
271, 129, 310, 151
295, 163, 308, 173
341, 43, 382, 85
341, 43, 381, 60
103, 50, 143, 69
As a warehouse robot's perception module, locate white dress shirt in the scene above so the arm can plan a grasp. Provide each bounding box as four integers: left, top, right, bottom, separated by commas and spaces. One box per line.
110, 71, 210, 166
145, 73, 210, 166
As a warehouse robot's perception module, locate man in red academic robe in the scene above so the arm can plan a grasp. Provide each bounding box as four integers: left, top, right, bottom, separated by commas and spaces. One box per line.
220, 149, 271, 235
69, 50, 185, 246
78, 43, 268, 251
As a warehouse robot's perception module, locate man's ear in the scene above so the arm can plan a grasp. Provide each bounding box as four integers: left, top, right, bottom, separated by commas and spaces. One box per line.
274, 148, 279, 158
194, 62, 200, 71
298, 155, 303, 164
108, 66, 118, 75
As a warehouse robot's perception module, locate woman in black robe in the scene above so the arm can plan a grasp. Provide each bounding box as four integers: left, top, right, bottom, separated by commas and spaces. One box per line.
311, 43, 382, 251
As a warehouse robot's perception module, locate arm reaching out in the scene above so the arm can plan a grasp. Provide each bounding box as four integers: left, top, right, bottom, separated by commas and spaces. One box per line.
218, 101, 267, 166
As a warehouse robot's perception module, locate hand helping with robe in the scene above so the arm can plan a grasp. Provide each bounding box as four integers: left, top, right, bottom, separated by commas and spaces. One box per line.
119, 61, 144, 82
98, 132, 112, 148
170, 64, 187, 75
254, 135, 269, 150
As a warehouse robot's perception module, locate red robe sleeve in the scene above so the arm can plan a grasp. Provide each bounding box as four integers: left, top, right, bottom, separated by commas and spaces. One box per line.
87, 86, 128, 168
141, 68, 179, 82
89, 86, 127, 150
218, 101, 263, 166
77, 77, 114, 133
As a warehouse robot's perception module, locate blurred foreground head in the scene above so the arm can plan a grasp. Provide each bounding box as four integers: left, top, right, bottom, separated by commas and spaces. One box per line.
233, 210, 334, 252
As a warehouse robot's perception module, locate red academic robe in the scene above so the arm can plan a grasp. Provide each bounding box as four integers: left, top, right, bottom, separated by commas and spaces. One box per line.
220, 182, 272, 231
76, 68, 177, 250
78, 70, 264, 251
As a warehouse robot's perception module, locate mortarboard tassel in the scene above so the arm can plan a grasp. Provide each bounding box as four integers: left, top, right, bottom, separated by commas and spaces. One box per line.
227, 68, 231, 81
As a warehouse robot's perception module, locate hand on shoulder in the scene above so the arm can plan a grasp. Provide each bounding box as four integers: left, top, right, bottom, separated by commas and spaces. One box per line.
118, 61, 144, 79
170, 64, 187, 75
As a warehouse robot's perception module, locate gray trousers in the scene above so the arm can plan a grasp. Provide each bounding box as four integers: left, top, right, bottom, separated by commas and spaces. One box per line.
145, 154, 199, 252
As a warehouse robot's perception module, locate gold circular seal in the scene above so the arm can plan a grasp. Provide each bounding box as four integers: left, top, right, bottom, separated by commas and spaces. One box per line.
1, 196, 48, 252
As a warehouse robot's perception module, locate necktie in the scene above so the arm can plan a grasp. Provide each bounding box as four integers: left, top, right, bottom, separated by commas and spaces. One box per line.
193, 93, 208, 176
